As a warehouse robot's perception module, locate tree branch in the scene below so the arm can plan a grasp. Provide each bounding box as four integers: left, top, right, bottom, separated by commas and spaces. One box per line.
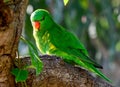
17, 55, 113, 87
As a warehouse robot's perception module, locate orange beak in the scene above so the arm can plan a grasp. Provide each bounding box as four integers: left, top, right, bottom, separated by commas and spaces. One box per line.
32, 21, 40, 30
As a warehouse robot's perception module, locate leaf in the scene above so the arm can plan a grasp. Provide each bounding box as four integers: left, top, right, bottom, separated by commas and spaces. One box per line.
29, 47, 43, 76
21, 36, 43, 76
79, 0, 88, 10
11, 68, 28, 83
63, 0, 69, 6
3, 0, 10, 3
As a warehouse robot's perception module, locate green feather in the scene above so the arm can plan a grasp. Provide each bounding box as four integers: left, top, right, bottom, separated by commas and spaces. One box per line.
30, 9, 112, 83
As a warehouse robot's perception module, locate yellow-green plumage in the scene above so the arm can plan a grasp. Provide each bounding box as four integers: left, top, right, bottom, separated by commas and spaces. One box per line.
30, 9, 111, 82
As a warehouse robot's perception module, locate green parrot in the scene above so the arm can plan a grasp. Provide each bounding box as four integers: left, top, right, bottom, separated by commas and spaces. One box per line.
30, 9, 111, 82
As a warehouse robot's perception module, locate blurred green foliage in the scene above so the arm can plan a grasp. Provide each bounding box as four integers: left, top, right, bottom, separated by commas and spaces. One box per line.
19, 0, 120, 86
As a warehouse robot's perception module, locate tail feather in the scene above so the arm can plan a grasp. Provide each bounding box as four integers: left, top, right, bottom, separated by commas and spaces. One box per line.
75, 58, 112, 83
61, 54, 112, 83
94, 64, 103, 69
91, 65, 112, 83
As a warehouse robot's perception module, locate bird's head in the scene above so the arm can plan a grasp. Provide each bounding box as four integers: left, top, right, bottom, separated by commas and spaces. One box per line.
30, 9, 54, 31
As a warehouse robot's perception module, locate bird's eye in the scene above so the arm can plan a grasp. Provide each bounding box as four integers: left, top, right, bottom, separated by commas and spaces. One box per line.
40, 16, 45, 21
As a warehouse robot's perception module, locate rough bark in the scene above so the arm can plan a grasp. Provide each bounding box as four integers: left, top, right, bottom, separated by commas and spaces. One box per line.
0, 0, 28, 87
17, 55, 113, 87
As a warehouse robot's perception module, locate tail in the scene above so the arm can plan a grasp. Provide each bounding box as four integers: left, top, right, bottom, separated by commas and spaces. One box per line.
62, 54, 112, 83
75, 59, 112, 83
91, 66, 112, 83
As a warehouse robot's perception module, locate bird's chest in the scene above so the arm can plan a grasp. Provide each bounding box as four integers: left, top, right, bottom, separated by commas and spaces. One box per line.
34, 31, 55, 54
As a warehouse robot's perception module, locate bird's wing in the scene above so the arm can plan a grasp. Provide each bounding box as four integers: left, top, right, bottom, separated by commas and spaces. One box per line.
50, 25, 102, 68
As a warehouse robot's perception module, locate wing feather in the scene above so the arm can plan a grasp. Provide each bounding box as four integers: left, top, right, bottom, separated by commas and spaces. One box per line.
49, 24, 102, 68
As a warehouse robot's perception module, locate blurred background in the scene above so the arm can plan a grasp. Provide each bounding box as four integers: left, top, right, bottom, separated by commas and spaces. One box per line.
18, 0, 120, 86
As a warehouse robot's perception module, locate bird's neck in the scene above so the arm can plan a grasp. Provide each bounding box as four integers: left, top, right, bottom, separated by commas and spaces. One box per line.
33, 29, 50, 53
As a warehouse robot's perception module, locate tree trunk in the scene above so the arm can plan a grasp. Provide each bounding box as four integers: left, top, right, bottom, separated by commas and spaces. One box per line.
0, 0, 28, 87
17, 55, 113, 87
